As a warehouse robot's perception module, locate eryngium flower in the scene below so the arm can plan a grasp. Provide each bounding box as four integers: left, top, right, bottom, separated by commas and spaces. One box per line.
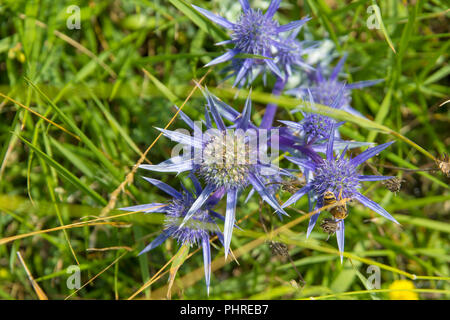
282, 125, 399, 262
119, 175, 224, 295
280, 89, 343, 144
139, 89, 287, 259
278, 89, 372, 157
287, 54, 383, 117
193, 0, 310, 87
275, 28, 315, 78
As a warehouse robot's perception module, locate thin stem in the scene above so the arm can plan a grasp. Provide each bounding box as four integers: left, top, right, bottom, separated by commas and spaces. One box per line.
260, 76, 286, 129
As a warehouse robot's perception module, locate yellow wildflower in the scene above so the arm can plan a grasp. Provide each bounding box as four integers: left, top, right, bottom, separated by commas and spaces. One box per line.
388, 280, 419, 300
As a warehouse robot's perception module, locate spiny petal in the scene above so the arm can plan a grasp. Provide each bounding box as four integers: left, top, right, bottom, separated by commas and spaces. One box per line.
138, 230, 171, 255
346, 79, 384, 89
282, 185, 313, 208
141, 177, 183, 199
326, 124, 336, 161
279, 120, 303, 131
202, 236, 212, 296
350, 141, 395, 167
244, 188, 255, 203
354, 192, 400, 224
212, 95, 241, 122
215, 230, 225, 247
155, 127, 202, 148
188, 173, 202, 196
336, 220, 345, 264
311, 140, 374, 154
329, 82, 346, 109
173, 105, 197, 131
306, 212, 320, 239
330, 54, 348, 80
215, 39, 233, 46
180, 184, 216, 227
237, 89, 252, 130
192, 5, 234, 29
139, 160, 193, 174
233, 59, 253, 87
204, 104, 212, 128
248, 172, 289, 216
239, 0, 250, 12
224, 189, 238, 259
315, 66, 325, 82
276, 18, 310, 33
265, 59, 283, 79
206, 187, 226, 207
357, 175, 395, 181
265, 0, 281, 18
204, 87, 226, 131
118, 203, 167, 213
205, 50, 238, 67
285, 156, 316, 172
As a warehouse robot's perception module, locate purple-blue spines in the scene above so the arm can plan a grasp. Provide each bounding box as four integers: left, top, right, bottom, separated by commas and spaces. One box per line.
300, 113, 336, 143
307, 56, 383, 116
119, 177, 221, 295
193, 1, 311, 87
288, 55, 383, 117
311, 156, 360, 208
231, 9, 278, 56
264, 173, 283, 195
308, 79, 350, 111
275, 24, 313, 77
139, 89, 289, 260
282, 126, 398, 262
164, 193, 216, 247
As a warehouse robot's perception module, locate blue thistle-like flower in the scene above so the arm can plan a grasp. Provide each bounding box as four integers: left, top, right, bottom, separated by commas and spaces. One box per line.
274, 27, 316, 78
299, 113, 335, 141
278, 88, 372, 158
119, 175, 225, 295
193, 0, 310, 87
287, 54, 384, 117
282, 125, 399, 262
139, 88, 288, 259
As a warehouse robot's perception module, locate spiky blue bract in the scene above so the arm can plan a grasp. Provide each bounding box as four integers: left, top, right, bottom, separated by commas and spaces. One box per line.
279, 87, 373, 158
139, 89, 287, 258
119, 177, 223, 295
288, 55, 384, 117
275, 19, 315, 77
287, 86, 344, 145
283, 126, 397, 262
193, 1, 311, 87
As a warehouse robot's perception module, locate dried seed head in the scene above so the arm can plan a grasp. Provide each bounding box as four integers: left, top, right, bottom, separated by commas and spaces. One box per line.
382, 177, 404, 194
268, 241, 289, 258
198, 131, 252, 189
436, 153, 450, 177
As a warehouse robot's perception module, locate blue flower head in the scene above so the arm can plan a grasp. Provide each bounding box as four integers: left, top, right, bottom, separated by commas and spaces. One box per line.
193, 0, 311, 87
282, 125, 399, 262
139, 88, 288, 260
275, 27, 316, 78
119, 175, 224, 295
279, 88, 372, 156
287, 54, 384, 117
